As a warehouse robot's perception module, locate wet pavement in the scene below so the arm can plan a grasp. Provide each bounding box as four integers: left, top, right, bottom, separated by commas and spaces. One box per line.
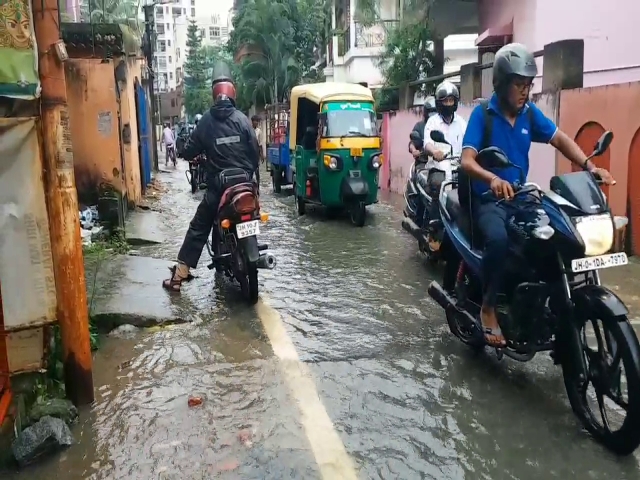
7, 160, 640, 479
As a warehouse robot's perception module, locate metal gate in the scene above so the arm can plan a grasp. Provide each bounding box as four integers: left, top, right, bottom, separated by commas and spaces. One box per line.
135, 79, 152, 190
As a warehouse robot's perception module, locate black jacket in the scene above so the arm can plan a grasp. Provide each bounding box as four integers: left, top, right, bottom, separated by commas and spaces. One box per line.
183, 100, 260, 180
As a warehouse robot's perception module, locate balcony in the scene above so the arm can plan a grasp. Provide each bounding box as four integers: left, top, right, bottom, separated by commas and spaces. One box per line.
354, 20, 398, 48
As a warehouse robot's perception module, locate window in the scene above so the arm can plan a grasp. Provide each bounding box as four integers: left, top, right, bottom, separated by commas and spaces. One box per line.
182, 8, 186, 14
209, 26, 220, 38
155, 6, 163, 16
190, 7, 195, 16
156, 24, 165, 34
157, 57, 167, 70
171, 98, 176, 108
324, 109, 377, 138
199, 28, 205, 38
169, 72, 174, 80
167, 39, 171, 47
211, 14, 220, 24
176, 47, 180, 59
168, 55, 172, 63
190, 0, 195, 5
158, 40, 166, 52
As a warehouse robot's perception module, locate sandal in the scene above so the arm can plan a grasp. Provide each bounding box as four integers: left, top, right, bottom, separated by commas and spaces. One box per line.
483, 326, 506, 348
162, 265, 194, 292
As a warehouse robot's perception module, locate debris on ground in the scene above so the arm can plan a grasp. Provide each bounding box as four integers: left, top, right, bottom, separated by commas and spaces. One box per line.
215, 459, 240, 472
11, 416, 74, 467
27, 399, 78, 428
187, 396, 203, 407
79, 205, 99, 230
108, 324, 139, 337
237, 429, 254, 447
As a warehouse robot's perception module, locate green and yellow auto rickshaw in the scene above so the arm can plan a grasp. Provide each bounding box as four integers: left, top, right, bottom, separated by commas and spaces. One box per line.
289, 82, 382, 226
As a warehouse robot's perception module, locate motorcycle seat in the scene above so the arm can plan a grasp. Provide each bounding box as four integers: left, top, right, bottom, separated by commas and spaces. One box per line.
444, 189, 473, 241
219, 182, 255, 211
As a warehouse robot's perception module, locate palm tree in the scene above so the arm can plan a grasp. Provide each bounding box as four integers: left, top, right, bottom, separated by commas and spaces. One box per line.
231, 0, 301, 106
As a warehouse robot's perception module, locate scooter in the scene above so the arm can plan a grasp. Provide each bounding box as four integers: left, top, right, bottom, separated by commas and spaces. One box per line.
402, 130, 459, 262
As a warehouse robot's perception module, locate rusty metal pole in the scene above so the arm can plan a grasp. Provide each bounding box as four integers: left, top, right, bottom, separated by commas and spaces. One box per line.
32, 0, 94, 406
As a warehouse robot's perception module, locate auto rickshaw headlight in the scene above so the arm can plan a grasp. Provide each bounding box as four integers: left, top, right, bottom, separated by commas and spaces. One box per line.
323, 154, 339, 170
370, 154, 381, 169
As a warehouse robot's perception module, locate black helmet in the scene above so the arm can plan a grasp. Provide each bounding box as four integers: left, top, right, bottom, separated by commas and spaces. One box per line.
434, 81, 459, 119
422, 96, 436, 119
492, 43, 538, 93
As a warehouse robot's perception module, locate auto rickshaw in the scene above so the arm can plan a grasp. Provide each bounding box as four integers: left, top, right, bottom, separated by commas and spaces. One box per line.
289, 82, 382, 226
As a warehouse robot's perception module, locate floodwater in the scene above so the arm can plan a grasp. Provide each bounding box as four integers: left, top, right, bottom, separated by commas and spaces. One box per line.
6, 161, 640, 479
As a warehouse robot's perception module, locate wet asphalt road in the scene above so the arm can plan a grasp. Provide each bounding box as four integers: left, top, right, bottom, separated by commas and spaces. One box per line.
9, 161, 640, 479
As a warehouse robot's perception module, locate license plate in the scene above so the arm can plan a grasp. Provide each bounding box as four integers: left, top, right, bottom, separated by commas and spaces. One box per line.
349, 170, 361, 178
236, 220, 260, 239
350, 147, 363, 157
571, 252, 628, 273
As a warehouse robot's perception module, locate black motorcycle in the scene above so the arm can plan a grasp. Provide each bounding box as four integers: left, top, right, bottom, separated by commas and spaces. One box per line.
428, 130, 640, 455
205, 168, 276, 304
402, 130, 458, 262
186, 154, 206, 194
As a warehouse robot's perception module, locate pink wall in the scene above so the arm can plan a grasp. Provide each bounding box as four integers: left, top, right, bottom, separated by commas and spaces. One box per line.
382, 94, 559, 194
477, 0, 640, 87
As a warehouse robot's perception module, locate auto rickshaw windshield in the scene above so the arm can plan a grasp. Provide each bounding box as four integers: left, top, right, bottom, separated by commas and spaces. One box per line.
323, 108, 377, 138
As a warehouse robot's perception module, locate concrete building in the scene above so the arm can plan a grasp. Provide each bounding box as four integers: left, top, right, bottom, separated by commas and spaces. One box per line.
475, 0, 640, 91
323, 0, 478, 89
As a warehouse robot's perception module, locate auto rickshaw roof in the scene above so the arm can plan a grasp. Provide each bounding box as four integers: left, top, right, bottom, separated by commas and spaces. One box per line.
290, 82, 374, 104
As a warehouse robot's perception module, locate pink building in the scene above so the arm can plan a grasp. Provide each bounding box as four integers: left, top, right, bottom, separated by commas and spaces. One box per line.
475, 0, 640, 90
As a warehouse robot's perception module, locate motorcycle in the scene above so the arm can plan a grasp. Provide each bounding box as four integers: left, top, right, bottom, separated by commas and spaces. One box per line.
402, 130, 459, 262
205, 168, 276, 304
428, 129, 640, 455
186, 154, 206, 194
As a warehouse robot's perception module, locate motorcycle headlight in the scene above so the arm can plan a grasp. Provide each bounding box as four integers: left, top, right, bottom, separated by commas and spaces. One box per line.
574, 214, 614, 256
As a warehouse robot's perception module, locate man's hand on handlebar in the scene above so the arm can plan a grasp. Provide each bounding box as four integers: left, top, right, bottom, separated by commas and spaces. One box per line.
490, 176, 515, 200
433, 150, 446, 162
592, 167, 615, 185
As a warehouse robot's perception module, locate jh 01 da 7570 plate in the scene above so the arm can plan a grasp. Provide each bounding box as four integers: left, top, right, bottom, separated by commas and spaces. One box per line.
236, 220, 260, 239
571, 252, 628, 273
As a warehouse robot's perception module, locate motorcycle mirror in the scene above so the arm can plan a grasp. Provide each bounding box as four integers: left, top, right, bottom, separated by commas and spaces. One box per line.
592, 131, 614, 157
430, 130, 448, 144
477, 146, 511, 169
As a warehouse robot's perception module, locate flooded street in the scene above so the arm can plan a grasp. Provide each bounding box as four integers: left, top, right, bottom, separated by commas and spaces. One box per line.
8, 161, 640, 480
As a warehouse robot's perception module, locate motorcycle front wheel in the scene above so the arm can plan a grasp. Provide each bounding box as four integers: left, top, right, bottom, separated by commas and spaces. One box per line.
563, 314, 640, 455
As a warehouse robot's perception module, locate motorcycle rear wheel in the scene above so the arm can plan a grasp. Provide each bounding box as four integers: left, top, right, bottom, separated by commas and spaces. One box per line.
563, 314, 640, 455
239, 263, 259, 305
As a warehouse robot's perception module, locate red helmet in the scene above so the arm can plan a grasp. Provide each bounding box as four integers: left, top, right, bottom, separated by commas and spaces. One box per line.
212, 81, 236, 105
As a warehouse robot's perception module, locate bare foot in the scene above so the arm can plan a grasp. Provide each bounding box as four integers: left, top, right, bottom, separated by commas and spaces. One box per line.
480, 307, 506, 347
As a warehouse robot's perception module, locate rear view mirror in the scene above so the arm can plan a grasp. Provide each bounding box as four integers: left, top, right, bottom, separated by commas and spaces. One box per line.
430, 130, 447, 144
477, 147, 511, 169
593, 131, 614, 157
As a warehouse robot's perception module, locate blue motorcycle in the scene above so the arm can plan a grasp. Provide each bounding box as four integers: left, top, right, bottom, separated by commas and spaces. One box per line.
428, 130, 640, 455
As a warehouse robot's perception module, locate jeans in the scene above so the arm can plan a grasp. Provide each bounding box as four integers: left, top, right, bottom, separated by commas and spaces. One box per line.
472, 197, 515, 308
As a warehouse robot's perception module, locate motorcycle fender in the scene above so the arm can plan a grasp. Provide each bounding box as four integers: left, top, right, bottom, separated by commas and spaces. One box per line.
572, 284, 629, 319
340, 177, 369, 199
238, 235, 260, 263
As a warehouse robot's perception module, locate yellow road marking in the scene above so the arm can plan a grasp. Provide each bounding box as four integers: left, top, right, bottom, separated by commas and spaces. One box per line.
256, 298, 359, 480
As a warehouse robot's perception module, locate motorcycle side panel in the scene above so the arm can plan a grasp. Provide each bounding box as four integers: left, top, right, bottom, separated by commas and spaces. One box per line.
439, 204, 482, 276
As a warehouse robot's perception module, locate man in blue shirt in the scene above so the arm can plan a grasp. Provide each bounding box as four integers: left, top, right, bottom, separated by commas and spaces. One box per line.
460, 43, 615, 347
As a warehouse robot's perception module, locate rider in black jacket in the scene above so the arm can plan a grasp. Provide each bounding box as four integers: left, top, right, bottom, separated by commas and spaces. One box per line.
163, 76, 260, 292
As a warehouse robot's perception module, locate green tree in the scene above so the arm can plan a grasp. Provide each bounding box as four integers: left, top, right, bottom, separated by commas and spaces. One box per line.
184, 20, 210, 116
79, 0, 139, 27
227, 0, 329, 109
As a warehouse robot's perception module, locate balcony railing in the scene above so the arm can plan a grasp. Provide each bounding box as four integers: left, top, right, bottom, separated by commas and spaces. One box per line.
354, 20, 398, 48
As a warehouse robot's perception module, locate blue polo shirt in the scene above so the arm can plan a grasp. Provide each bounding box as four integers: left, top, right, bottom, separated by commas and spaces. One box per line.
462, 94, 558, 195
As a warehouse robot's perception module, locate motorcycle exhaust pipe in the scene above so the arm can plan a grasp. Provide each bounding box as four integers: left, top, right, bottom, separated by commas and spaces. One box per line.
256, 252, 277, 269
401, 217, 429, 244
428, 281, 454, 310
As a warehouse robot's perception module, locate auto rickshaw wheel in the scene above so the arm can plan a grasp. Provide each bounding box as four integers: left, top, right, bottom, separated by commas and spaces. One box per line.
349, 201, 366, 227
293, 176, 305, 215
272, 168, 282, 193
